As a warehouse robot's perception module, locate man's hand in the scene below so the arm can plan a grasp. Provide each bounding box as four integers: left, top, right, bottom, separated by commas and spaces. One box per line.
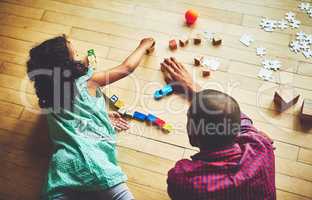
160, 57, 201, 99
108, 111, 130, 132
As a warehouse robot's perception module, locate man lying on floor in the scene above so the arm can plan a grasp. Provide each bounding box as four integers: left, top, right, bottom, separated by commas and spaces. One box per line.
160, 57, 276, 200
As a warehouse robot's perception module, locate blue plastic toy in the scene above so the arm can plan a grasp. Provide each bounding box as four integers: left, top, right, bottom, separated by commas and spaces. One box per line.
154, 84, 173, 100
146, 114, 157, 123
133, 111, 147, 121
110, 95, 118, 103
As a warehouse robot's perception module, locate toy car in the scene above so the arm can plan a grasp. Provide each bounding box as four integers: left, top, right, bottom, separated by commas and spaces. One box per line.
154, 84, 173, 100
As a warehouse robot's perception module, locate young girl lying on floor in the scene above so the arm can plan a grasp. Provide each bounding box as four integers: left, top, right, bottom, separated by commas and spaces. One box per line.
27, 35, 154, 200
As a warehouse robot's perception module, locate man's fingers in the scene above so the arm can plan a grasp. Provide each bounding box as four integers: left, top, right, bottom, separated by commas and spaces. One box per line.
161, 62, 177, 78
164, 58, 180, 72
170, 57, 183, 69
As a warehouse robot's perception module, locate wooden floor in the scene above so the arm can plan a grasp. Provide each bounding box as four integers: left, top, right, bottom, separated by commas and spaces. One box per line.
0, 0, 312, 199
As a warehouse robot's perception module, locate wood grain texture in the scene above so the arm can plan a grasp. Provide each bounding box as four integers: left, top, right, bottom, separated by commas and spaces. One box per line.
0, 0, 311, 199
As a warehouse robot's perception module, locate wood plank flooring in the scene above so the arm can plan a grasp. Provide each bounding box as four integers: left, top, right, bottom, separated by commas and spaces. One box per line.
0, 0, 311, 199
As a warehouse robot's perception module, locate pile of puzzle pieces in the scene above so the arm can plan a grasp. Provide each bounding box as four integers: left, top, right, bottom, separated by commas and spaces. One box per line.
105, 93, 173, 133
289, 31, 312, 58
259, 11, 301, 32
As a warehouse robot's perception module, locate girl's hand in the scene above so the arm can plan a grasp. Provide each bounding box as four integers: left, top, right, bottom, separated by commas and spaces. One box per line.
108, 111, 130, 132
139, 38, 155, 51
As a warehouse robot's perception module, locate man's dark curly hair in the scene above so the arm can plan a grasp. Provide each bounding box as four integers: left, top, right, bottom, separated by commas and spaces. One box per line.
27, 35, 87, 111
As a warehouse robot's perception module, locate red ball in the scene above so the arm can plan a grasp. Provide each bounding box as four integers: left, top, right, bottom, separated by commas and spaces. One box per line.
185, 9, 198, 25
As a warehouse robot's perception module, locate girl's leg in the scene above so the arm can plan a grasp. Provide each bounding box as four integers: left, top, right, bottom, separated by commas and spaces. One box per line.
94, 183, 135, 200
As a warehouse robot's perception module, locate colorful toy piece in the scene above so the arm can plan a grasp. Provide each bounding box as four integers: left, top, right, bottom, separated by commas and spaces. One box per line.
146, 114, 157, 123
87, 49, 97, 69
162, 123, 173, 132
185, 9, 198, 26
169, 39, 178, 50
154, 84, 174, 100
154, 118, 166, 127
110, 95, 119, 104
114, 100, 125, 109
133, 111, 147, 121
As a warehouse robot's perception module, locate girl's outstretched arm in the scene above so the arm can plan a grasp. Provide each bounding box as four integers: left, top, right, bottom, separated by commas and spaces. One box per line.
90, 38, 155, 87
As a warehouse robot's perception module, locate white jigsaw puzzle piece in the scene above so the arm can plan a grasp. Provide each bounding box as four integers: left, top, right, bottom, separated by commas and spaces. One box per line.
240, 34, 254, 46
289, 40, 302, 53
258, 68, 273, 81
201, 58, 220, 71
290, 19, 301, 28
308, 8, 312, 17
285, 11, 296, 22
262, 59, 281, 71
277, 20, 288, 30
296, 31, 307, 41
256, 47, 266, 56
305, 34, 312, 44
303, 48, 312, 59
203, 31, 215, 41
299, 2, 310, 11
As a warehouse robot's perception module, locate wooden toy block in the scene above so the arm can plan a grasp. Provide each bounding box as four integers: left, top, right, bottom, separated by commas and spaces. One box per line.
133, 111, 147, 121
193, 35, 201, 45
212, 36, 222, 46
162, 123, 173, 133
194, 57, 201, 66
125, 109, 135, 118
117, 107, 127, 115
273, 87, 299, 112
202, 69, 211, 77
169, 40, 177, 50
146, 114, 157, 123
114, 100, 125, 109
154, 118, 166, 127
110, 95, 118, 104
300, 99, 312, 123
179, 37, 189, 47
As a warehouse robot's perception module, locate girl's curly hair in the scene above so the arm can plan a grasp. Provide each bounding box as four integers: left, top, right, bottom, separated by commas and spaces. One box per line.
27, 35, 87, 111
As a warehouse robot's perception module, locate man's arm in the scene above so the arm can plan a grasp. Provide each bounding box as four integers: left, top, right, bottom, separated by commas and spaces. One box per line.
160, 57, 273, 143
89, 38, 155, 87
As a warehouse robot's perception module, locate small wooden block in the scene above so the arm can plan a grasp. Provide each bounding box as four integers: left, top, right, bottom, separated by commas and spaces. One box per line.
110, 95, 118, 104
202, 69, 211, 77
117, 107, 127, 115
169, 40, 177, 50
162, 123, 173, 133
193, 35, 201, 45
194, 57, 201, 66
273, 87, 299, 112
146, 41, 155, 54
114, 100, 125, 109
179, 38, 189, 47
212, 36, 222, 46
154, 118, 166, 127
300, 99, 312, 123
